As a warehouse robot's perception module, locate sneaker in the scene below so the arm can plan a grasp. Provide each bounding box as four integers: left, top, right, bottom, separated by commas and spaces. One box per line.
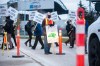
48, 52, 52, 54
41, 46, 44, 49
45, 53, 49, 55
55, 42, 59, 47
29, 44, 32, 47
24, 42, 27, 46
9, 46, 14, 50
32, 46, 35, 50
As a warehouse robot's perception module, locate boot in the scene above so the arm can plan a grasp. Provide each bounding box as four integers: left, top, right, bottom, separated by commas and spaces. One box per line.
29, 44, 32, 47
24, 42, 27, 46
29, 41, 32, 47
29, 42, 32, 47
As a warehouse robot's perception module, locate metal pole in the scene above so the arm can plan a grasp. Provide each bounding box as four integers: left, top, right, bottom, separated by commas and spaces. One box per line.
89, 1, 91, 13
24, 0, 26, 36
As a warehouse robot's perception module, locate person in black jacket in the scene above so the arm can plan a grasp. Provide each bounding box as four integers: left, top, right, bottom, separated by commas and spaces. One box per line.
4, 16, 14, 49
25, 20, 32, 47
69, 24, 76, 48
64, 20, 72, 45
65, 19, 76, 48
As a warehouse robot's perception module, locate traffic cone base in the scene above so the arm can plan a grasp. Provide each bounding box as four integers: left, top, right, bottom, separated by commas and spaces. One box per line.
56, 53, 65, 55
12, 55, 24, 58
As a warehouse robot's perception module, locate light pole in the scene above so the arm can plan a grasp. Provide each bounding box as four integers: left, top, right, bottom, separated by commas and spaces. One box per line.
89, 1, 91, 13
24, 0, 26, 36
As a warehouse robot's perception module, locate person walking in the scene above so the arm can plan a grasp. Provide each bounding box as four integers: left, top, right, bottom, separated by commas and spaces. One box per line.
4, 16, 14, 49
69, 24, 76, 48
65, 20, 76, 48
25, 20, 32, 47
32, 23, 44, 49
42, 12, 55, 54
65, 20, 72, 45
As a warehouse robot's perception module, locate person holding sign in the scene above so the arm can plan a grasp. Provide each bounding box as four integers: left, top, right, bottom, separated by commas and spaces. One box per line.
4, 16, 14, 49
24, 20, 33, 47
42, 12, 55, 54
32, 22, 44, 50
65, 20, 76, 48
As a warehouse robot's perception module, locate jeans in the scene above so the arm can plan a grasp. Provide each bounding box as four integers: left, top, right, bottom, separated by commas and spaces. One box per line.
44, 36, 51, 53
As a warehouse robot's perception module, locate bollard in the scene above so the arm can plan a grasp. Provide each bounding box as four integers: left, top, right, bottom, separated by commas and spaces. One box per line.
59, 28, 62, 54
16, 25, 20, 56
12, 25, 24, 58
76, 7, 85, 66
56, 28, 65, 55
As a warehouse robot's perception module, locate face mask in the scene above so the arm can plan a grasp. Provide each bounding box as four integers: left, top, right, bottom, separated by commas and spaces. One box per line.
48, 15, 51, 18
69, 22, 72, 25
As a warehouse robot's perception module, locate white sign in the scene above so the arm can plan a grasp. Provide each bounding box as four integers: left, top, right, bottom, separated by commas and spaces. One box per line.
29, 11, 36, 20
0, 4, 7, 16
69, 11, 76, 19
7, 7, 18, 21
33, 12, 45, 24
18, 0, 54, 10
51, 11, 59, 21
46, 25, 58, 43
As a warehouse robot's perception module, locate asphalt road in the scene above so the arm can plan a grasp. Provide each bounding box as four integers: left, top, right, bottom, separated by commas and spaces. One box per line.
0, 37, 89, 66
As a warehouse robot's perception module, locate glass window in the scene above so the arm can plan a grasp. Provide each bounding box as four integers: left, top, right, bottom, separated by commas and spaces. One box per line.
19, 14, 29, 21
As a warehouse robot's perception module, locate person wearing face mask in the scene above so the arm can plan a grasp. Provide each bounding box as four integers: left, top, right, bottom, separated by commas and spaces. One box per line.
42, 12, 55, 54
64, 20, 72, 45
68, 23, 76, 48
24, 20, 32, 47
65, 19, 76, 48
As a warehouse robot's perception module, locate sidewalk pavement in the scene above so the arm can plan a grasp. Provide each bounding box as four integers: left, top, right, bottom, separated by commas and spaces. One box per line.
0, 48, 42, 66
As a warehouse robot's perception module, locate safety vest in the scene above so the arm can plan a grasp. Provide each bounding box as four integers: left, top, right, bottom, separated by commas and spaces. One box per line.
45, 18, 53, 26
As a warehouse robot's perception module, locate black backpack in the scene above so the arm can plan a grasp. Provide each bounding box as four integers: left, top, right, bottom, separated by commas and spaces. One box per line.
4, 23, 10, 31
25, 23, 30, 32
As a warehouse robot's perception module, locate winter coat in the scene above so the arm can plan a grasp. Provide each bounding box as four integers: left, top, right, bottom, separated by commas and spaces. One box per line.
66, 24, 71, 36
34, 23, 43, 36
25, 21, 32, 35
4, 19, 14, 34
42, 18, 54, 36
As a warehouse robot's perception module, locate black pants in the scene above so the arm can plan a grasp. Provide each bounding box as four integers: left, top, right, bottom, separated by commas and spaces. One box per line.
11, 33, 17, 46
33, 36, 44, 49
69, 36, 75, 47
25, 32, 32, 45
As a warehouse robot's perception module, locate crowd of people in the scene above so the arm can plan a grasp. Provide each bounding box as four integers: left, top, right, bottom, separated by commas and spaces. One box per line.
0, 12, 76, 55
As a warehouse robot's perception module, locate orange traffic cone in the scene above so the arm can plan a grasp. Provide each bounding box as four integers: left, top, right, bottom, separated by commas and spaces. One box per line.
56, 28, 65, 55
12, 25, 24, 58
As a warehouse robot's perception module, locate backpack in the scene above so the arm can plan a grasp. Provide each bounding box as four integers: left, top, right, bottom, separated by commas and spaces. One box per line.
4, 23, 10, 31
25, 24, 29, 32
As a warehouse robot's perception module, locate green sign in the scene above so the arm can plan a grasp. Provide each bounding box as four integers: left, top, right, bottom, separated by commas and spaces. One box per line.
48, 33, 56, 38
